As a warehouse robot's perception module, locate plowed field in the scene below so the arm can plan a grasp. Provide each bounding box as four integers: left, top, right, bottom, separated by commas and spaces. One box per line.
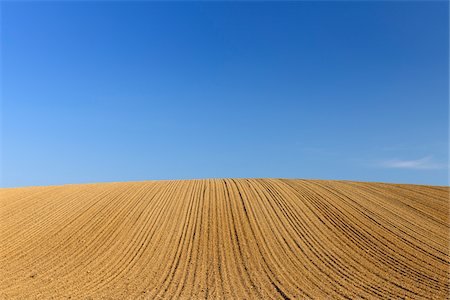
1, 179, 448, 299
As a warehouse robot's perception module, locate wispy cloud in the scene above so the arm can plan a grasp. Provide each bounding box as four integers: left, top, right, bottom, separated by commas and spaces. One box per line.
378, 156, 447, 170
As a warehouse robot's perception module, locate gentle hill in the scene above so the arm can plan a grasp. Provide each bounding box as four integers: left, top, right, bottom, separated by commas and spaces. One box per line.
1, 179, 448, 299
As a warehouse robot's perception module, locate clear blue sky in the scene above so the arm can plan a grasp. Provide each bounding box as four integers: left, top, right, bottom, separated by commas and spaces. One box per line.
1, 1, 448, 187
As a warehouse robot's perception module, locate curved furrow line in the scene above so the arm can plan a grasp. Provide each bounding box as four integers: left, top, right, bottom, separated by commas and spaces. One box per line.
281, 179, 436, 298
316, 181, 449, 275
1, 179, 448, 299
231, 179, 304, 299
90, 179, 189, 297
171, 181, 209, 298
244, 179, 345, 298
352, 182, 449, 256
0, 185, 91, 249
272, 181, 375, 297
173, 180, 207, 299
257, 179, 384, 299
302, 180, 444, 268
76, 180, 171, 292
236, 179, 317, 299
387, 183, 448, 206
235, 179, 297, 298
360, 183, 449, 229
298, 180, 442, 292
209, 179, 226, 298
247, 179, 335, 298
0, 184, 124, 284
234, 179, 305, 299
223, 178, 271, 299
269, 180, 384, 298
215, 179, 259, 299
263, 179, 399, 299
156, 180, 204, 299
358, 184, 450, 245
346, 183, 449, 263
183, 180, 212, 299
2, 183, 151, 296
169, 179, 213, 299
248, 179, 357, 299
200, 180, 217, 299
213, 179, 241, 299
346, 182, 449, 235
60, 181, 169, 296
26, 183, 147, 271
87, 181, 179, 295
86, 180, 182, 297
0, 186, 56, 209
148, 180, 202, 299
298, 180, 448, 297
123, 181, 195, 290
0, 186, 61, 219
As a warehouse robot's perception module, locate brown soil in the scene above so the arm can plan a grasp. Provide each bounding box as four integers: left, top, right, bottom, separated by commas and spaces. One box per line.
1, 179, 448, 299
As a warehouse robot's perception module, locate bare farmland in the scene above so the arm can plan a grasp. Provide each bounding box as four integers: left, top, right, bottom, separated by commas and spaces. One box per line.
1, 179, 448, 299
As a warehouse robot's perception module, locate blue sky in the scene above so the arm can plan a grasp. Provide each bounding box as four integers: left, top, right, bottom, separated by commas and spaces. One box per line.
1, 1, 448, 187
